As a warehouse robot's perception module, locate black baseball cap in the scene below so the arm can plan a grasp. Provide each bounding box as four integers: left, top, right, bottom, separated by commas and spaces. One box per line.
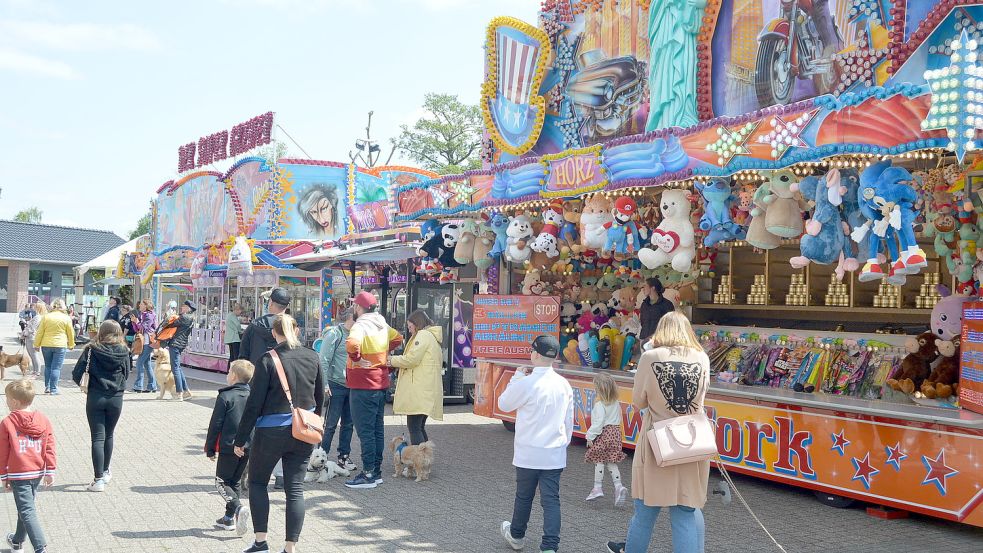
183, 300, 197, 312
531, 335, 560, 359
269, 287, 291, 307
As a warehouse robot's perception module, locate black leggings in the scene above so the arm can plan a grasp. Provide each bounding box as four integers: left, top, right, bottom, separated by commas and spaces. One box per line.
86, 393, 123, 480
248, 426, 314, 542
407, 414, 429, 445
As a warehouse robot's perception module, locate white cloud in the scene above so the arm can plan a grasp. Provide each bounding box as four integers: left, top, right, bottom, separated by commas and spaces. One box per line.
0, 48, 77, 79
0, 21, 161, 52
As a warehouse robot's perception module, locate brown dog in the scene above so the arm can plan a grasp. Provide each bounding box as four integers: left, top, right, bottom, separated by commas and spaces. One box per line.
389, 436, 434, 482
0, 346, 30, 381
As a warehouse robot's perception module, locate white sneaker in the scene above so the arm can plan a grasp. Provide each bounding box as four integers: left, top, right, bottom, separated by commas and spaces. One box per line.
614, 484, 629, 507
87, 478, 106, 492
102, 468, 113, 484
234, 505, 251, 537
6, 533, 24, 553
586, 486, 604, 501
500, 521, 524, 551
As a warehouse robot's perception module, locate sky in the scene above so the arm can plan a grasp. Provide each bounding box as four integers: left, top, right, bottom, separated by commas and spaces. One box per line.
0, 0, 538, 238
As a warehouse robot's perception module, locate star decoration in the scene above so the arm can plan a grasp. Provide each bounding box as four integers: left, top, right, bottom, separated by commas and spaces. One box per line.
429, 184, 453, 207
448, 180, 477, 204
922, 29, 983, 162
921, 449, 958, 496
831, 430, 851, 457
706, 122, 758, 166
884, 442, 909, 472
851, 453, 880, 490
757, 111, 817, 160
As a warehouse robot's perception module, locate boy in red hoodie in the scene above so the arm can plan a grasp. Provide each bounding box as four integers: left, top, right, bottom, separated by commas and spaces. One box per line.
0, 380, 55, 553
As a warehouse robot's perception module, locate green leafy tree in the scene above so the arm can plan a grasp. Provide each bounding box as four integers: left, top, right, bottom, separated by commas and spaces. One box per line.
129, 204, 153, 239
13, 207, 42, 223
393, 93, 482, 174
255, 141, 290, 166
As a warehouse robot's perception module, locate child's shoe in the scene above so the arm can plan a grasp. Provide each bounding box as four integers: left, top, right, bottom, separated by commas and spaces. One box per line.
242, 541, 270, 553
6, 533, 24, 553
87, 478, 106, 492
234, 505, 251, 537
500, 521, 524, 551
215, 515, 235, 531
102, 468, 113, 484
614, 484, 628, 507
586, 486, 604, 501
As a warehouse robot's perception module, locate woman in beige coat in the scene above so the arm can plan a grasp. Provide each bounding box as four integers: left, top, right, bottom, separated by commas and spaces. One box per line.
389, 309, 444, 444
608, 312, 710, 553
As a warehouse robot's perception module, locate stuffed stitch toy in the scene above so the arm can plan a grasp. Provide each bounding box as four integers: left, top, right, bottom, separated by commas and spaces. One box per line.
603, 197, 642, 256
638, 189, 696, 272
695, 178, 746, 247
763, 170, 806, 238
745, 182, 781, 250
487, 213, 511, 260
790, 171, 845, 268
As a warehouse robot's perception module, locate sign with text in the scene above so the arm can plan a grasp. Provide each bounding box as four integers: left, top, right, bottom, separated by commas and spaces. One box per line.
178, 112, 274, 173
473, 295, 560, 359
541, 146, 607, 198
961, 302, 983, 415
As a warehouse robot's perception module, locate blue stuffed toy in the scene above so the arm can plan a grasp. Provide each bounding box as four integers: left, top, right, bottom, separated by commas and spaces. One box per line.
695, 178, 746, 247
789, 172, 844, 269
486, 213, 511, 259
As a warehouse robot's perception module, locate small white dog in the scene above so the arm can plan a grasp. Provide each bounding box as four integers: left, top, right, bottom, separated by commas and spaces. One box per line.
303, 448, 352, 483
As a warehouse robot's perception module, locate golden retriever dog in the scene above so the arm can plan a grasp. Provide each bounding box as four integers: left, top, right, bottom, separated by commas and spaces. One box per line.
0, 346, 30, 381
152, 348, 178, 400
389, 436, 434, 482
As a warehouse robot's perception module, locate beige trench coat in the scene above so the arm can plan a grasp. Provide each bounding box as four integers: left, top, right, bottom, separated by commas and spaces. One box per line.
631, 345, 711, 509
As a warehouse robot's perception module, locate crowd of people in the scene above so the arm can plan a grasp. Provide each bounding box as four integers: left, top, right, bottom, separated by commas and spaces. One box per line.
1, 277, 710, 553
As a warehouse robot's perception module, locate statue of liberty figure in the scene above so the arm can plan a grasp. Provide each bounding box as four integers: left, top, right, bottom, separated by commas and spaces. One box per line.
645, 0, 707, 132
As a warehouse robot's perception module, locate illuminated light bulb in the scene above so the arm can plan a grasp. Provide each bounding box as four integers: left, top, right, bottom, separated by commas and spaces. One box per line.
969, 52, 978, 63
970, 39, 979, 51
968, 140, 977, 150
953, 53, 963, 63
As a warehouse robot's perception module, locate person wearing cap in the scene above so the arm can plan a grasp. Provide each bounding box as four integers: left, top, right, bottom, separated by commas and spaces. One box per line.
640, 277, 675, 344
158, 300, 197, 400
240, 288, 291, 368
343, 291, 403, 489
498, 335, 573, 553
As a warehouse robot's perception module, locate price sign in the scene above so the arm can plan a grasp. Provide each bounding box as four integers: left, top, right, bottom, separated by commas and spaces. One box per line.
960, 302, 983, 415
473, 295, 560, 359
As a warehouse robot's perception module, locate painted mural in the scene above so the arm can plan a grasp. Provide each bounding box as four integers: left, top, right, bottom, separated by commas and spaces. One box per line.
262, 162, 351, 241
156, 172, 237, 251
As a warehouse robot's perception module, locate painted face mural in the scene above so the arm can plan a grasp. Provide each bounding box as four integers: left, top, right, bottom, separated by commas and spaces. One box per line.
298, 184, 340, 238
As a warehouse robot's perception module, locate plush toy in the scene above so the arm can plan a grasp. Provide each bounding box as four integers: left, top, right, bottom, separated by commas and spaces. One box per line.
597, 272, 620, 303
521, 270, 547, 295
485, 213, 511, 261
603, 197, 642, 256
763, 170, 806, 238
695, 178, 746, 247
834, 168, 866, 280
932, 285, 972, 342
638, 189, 697, 272
435, 223, 463, 269
453, 219, 480, 265
559, 200, 583, 254
607, 286, 637, 321
921, 336, 960, 399
531, 200, 564, 259
504, 215, 534, 264
887, 331, 938, 395
745, 182, 781, 250
563, 338, 581, 365
580, 194, 613, 251
580, 276, 600, 303
790, 171, 845, 268
417, 219, 444, 274
472, 221, 497, 271
733, 186, 755, 226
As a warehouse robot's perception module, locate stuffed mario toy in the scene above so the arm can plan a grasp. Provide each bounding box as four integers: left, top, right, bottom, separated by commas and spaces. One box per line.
604, 196, 641, 256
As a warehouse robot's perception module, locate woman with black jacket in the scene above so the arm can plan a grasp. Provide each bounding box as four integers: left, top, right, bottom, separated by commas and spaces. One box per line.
72, 320, 131, 493
234, 314, 324, 553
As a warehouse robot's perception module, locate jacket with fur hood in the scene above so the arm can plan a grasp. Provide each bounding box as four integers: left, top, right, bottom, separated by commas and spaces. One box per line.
72, 343, 131, 396
346, 312, 403, 390
390, 325, 444, 420
0, 410, 57, 481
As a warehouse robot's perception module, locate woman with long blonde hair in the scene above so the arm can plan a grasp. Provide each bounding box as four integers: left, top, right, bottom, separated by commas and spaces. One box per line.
608, 311, 710, 553
24, 301, 48, 378
34, 298, 75, 395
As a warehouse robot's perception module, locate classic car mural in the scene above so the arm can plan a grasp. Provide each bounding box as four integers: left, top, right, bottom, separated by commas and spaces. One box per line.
567, 48, 648, 140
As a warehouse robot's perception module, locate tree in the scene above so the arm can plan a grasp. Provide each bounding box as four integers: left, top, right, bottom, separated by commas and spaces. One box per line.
129, 204, 152, 239
255, 140, 290, 166
393, 93, 483, 174
13, 207, 42, 223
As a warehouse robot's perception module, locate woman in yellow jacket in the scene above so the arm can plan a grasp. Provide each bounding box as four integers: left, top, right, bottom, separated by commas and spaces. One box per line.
389, 310, 444, 444
33, 298, 76, 395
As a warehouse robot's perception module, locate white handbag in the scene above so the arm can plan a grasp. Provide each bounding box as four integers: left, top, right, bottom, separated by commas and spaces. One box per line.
646, 412, 717, 467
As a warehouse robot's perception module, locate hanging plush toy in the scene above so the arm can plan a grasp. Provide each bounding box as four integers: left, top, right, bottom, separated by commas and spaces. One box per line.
559, 200, 582, 255
486, 213, 511, 260
733, 186, 755, 226
504, 214, 534, 264
638, 189, 697, 272
417, 219, 443, 274
603, 197, 642, 256
530, 200, 563, 259
695, 178, 746, 247
580, 194, 613, 251
745, 182, 781, 250
790, 171, 845, 268
763, 170, 806, 238
834, 169, 865, 280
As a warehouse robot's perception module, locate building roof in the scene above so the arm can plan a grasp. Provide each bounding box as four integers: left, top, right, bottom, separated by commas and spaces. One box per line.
0, 220, 126, 265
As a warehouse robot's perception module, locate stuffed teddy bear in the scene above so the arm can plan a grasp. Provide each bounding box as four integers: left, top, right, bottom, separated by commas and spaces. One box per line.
607, 285, 637, 321
603, 197, 642, 256
559, 200, 583, 254
745, 182, 781, 250
921, 336, 960, 399
790, 171, 845, 268
638, 189, 696, 272
887, 331, 937, 395
580, 194, 613, 251
695, 178, 746, 247
521, 270, 548, 295
504, 214, 534, 264
763, 170, 806, 238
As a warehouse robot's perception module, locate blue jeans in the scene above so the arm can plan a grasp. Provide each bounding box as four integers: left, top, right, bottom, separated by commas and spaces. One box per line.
167, 346, 189, 393
350, 389, 386, 475
41, 347, 66, 394
625, 499, 705, 553
510, 467, 562, 552
322, 381, 354, 457
133, 346, 157, 391
10, 478, 46, 552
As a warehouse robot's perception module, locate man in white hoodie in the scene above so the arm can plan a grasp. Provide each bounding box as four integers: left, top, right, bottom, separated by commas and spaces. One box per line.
499, 336, 574, 553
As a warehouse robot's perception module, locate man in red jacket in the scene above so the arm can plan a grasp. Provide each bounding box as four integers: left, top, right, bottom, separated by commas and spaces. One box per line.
0, 380, 56, 553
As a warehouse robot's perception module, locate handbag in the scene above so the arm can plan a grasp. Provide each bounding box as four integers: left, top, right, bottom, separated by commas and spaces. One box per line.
79, 346, 92, 394
646, 412, 717, 467
132, 333, 145, 355
269, 349, 324, 445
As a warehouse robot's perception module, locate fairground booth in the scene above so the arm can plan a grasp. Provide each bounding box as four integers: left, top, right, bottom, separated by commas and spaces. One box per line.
393, 1, 983, 527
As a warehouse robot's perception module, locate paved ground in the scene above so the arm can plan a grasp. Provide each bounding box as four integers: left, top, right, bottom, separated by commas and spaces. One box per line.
0, 314, 981, 552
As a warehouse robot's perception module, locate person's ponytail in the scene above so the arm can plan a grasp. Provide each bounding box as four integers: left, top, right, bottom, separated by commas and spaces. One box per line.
273, 313, 301, 349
